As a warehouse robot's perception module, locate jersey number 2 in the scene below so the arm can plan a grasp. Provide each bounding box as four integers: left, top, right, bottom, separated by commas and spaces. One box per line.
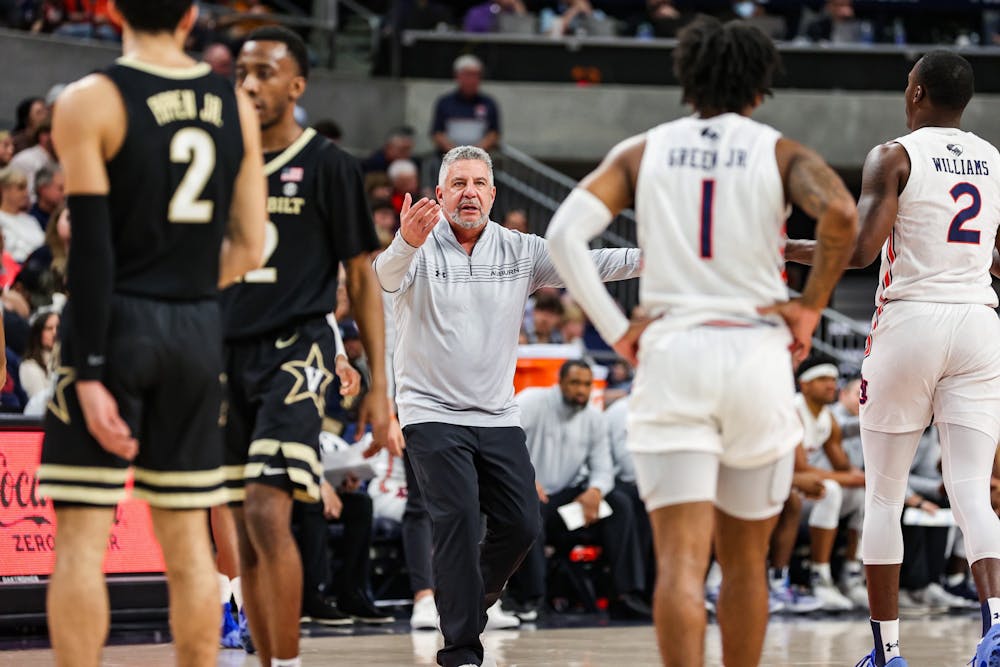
168, 127, 216, 224
242, 221, 279, 283
947, 182, 982, 244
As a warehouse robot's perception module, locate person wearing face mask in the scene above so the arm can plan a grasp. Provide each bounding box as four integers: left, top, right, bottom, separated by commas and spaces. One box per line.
373, 145, 640, 667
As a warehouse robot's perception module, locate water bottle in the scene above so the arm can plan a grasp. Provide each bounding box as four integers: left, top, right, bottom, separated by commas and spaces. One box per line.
859, 20, 874, 45
637, 22, 653, 40
893, 18, 906, 46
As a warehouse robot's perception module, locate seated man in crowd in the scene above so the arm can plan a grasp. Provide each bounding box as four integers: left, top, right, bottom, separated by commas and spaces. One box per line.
794, 362, 866, 610
603, 394, 654, 596
509, 360, 650, 620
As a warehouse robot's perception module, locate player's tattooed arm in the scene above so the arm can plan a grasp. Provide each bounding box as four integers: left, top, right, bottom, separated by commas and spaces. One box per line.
778, 139, 857, 312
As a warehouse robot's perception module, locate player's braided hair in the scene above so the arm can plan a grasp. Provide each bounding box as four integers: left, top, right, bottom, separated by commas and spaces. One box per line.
673, 15, 781, 114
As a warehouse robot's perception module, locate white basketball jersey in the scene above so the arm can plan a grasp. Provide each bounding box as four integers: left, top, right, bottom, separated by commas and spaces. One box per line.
875, 127, 1000, 308
635, 113, 788, 329
794, 393, 833, 468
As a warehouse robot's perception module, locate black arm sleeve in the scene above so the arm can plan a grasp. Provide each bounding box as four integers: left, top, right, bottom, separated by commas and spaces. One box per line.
66, 194, 114, 381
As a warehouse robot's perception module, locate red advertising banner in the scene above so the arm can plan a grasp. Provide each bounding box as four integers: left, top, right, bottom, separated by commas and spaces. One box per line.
0, 429, 165, 578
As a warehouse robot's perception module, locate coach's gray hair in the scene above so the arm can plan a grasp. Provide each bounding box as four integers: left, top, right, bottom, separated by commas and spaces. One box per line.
438, 146, 494, 188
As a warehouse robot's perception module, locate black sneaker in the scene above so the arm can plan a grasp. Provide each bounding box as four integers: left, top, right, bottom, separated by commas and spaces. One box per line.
337, 589, 394, 624
301, 593, 354, 626
609, 592, 653, 620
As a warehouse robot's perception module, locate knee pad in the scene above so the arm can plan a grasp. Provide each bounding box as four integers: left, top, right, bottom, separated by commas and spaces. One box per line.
808, 479, 843, 530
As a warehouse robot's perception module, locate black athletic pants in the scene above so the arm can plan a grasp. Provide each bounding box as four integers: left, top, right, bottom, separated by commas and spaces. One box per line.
403, 422, 540, 667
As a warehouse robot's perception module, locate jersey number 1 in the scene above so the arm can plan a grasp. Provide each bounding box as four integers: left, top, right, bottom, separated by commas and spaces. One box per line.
168, 127, 216, 224
947, 182, 982, 244
699, 179, 715, 259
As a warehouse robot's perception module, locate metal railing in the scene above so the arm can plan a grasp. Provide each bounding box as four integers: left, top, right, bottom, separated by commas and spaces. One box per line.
494, 143, 639, 313
494, 142, 870, 371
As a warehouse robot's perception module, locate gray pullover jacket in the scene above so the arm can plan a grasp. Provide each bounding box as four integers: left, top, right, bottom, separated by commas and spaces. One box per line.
374, 219, 641, 428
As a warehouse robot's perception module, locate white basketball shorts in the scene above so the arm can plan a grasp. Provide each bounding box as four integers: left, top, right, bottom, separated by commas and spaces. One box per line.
861, 301, 1000, 440
627, 322, 803, 469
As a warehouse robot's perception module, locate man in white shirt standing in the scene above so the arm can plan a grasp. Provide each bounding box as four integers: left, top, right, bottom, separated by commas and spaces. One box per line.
374, 145, 640, 667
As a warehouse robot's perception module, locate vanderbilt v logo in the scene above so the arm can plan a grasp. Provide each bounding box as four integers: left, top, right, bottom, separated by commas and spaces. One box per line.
281, 343, 334, 416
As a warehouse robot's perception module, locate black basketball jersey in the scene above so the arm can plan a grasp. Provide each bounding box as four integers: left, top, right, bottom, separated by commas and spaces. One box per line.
221, 128, 379, 340
103, 58, 244, 300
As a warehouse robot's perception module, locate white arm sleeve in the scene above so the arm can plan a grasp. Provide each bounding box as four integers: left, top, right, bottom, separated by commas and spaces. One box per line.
373, 232, 419, 293
326, 313, 347, 359
546, 188, 631, 344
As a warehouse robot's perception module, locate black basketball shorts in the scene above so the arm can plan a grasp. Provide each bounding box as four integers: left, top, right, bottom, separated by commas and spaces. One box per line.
38, 294, 226, 509
223, 317, 336, 504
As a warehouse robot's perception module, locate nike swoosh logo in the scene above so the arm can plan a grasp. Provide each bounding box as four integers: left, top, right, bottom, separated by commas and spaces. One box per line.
275, 333, 300, 349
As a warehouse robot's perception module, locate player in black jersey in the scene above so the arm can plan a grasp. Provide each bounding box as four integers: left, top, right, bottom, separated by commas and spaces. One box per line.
225, 26, 390, 665
36, 1, 266, 665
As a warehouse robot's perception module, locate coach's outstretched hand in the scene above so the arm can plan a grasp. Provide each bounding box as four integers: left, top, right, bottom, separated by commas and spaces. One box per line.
759, 299, 821, 365
399, 194, 441, 248
77, 380, 138, 461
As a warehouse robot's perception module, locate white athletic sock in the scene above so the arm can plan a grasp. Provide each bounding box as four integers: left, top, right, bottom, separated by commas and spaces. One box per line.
812, 562, 832, 583
217, 572, 232, 606
231, 576, 244, 611
770, 566, 788, 583
871, 618, 900, 666
845, 560, 863, 576
271, 658, 301, 667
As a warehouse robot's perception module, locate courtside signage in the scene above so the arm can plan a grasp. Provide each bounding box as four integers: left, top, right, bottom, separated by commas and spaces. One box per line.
0, 429, 165, 578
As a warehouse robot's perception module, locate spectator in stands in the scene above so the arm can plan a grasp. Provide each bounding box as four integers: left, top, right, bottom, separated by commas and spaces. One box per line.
362, 126, 416, 175
202, 42, 234, 79
28, 166, 63, 231
526, 291, 564, 344
25, 201, 70, 298
298, 472, 394, 624
0, 231, 21, 290
313, 118, 343, 143
804, 0, 866, 43
385, 0, 453, 32
625, 0, 685, 39
560, 303, 586, 353
603, 395, 655, 595
430, 55, 501, 155
510, 360, 651, 620
11, 96, 46, 153
794, 362, 867, 610
365, 172, 393, 203
501, 208, 528, 234
542, 0, 613, 37
19, 309, 56, 401
27, 0, 65, 33
463, 0, 528, 33
0, 131, 13, 168
217, 0, 277, 41
53, 0, 119, 41
370, 198, 398, 240
0, 348, 28, 412
766, 473, 826, 614
0, 167, 45, 262
387, 159, 421, 215
9, 122, 57, 200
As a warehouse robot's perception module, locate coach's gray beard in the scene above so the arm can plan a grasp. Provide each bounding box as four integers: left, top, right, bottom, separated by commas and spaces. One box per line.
447, 207, 488, 230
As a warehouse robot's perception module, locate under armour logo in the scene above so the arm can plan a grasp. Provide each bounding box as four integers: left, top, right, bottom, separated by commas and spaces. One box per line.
701, 127, 720, 141
885, 641, 899, 651
947, 143, 964, 156
435, 269, 447, 278
994, 612, 999, 620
